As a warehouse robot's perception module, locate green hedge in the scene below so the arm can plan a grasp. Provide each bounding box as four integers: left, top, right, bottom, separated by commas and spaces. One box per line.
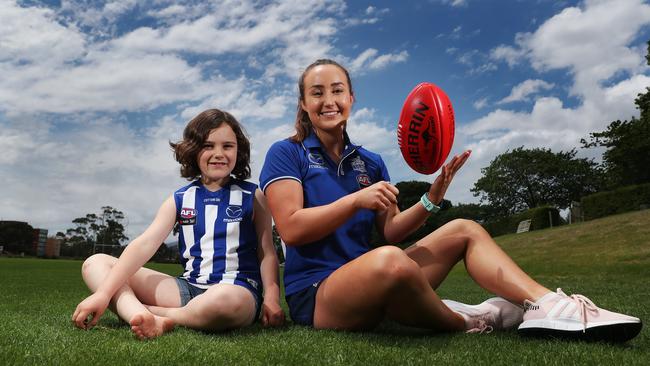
581, 183, 650, 221
482, 206, 561, 237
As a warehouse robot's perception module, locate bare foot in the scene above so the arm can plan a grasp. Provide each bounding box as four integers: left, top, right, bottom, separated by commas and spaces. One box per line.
129, 312, 175, 340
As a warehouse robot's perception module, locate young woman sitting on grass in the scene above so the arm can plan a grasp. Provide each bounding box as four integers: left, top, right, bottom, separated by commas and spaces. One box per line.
72, 109, 285, 339
259, 59, 642, 342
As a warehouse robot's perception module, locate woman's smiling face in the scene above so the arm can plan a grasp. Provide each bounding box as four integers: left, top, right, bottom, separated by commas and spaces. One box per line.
300, 64, 354, 134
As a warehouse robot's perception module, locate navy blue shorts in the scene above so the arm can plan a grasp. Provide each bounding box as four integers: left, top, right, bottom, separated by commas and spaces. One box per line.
286, 281, 322, 326
175, 277, 262, 321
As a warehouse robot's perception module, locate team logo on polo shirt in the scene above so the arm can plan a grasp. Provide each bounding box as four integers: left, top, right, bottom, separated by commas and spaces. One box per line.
224, 205, 243, 222
308, 152, 327, 169
179, 208, 196, 225
356, 174, 372, 188
351, 156, 367, 173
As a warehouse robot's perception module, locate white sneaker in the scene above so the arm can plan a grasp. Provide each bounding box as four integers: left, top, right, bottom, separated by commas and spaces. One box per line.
443, 297, 524, 333
518, 288, 643, 343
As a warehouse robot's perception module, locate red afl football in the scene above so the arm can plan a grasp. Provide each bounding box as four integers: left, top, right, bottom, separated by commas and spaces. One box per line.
397, 82, 455, 175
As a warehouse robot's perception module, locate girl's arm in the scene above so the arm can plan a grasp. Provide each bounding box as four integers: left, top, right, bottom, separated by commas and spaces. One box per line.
376, 151, 471, 244
72, 196, 177, 329
254, 189, 285, 327
265, 179, 399, 246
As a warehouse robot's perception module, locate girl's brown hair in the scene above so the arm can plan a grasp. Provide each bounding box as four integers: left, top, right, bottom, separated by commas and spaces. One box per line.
170, 109, 251, 180
290, 59, 354, 142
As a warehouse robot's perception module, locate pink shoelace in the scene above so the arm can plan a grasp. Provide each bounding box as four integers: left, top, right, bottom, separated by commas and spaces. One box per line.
466, 319, 494, 334
557, 288, 599, 333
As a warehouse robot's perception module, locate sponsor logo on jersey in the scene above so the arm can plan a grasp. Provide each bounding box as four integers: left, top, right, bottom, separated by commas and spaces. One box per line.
224, 205, 243, 222
308, 152, 327, 169
179, 208, 196, 225
351, 156, 367, 173
356, 174, 372, 188
203, 197, 221, 203
226, 205, 243, 218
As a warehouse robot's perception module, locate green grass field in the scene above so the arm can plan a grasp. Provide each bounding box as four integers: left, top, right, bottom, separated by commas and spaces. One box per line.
1, 210, 649, 365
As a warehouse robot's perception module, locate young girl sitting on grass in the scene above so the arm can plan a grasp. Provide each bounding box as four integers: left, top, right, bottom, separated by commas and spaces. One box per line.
72, 109, 285, 339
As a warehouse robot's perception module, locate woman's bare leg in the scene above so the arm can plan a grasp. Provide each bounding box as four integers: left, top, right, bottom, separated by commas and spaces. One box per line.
313, 246, 465, 331
405, 219, 550, 304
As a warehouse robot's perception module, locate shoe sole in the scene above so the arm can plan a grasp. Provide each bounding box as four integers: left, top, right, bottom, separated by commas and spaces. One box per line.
518, 320, 643, 343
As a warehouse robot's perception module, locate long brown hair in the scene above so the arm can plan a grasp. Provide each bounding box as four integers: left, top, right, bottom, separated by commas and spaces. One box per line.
170, 109, 251, 180
290, 59, 354, 142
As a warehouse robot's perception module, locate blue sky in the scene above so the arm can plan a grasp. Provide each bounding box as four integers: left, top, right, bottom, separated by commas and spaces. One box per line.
1, 0, 649, 240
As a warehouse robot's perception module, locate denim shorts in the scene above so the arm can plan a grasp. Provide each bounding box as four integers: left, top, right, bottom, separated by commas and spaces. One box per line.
175, 277, 262, 321
285, 281, 323, 326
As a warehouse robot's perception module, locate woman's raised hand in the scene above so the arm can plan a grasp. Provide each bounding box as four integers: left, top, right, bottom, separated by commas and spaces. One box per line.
427, 150, 471, 205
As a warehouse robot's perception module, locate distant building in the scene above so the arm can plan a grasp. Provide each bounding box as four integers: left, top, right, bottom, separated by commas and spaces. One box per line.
33, 228, 48, 257
45, 237, 61, 258
0, 221, 59, 257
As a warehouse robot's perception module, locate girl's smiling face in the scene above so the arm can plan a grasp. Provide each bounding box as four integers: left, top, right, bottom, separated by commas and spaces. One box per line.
300, 64, 354, 135
197, 124, 238, 189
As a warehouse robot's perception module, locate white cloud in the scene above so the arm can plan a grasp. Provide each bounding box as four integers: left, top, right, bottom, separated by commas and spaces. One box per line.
490, 43, 526, 68
456, 49, 498, 75
368, 51, 409, 70
498, 79, 555, 104
0, 0, 411, 242
0, 1, 86, 64
0, 115, 185, 237
434, 0, 468, 7
1, 0, 648, 237
348, 49, 409, 73
451, 26, 463, 39
473, 97, 489, 110
1, 53, 216, 114
0, 0, 359, 116
491, 0, 650, 97
446, 47, 459, 55
59, 0, 139, 35
449, 0, 650, 205
146, 4, 187, 19
348, 108, 397, 154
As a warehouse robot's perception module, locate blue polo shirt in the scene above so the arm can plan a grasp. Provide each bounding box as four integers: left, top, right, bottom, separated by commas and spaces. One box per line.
259, 131, 390, 296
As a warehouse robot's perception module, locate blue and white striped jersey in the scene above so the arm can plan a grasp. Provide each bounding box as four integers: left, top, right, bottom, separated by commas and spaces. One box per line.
173, 178, 261, 293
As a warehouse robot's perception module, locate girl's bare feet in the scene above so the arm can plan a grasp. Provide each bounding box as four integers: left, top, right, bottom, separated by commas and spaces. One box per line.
129, 312, 175, 340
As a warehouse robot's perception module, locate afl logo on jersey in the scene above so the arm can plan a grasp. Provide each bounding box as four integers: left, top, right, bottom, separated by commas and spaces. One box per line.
224, 205, 243, 222
356, 174, 372, 188
179, 208, 196, 225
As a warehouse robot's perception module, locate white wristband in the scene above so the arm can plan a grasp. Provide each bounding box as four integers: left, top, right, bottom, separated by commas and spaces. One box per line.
420, 193, 441, 213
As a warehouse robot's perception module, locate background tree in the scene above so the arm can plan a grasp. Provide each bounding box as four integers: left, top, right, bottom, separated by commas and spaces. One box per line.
0, 221, 34, 255
471, 147, 602, 215
581, 41, 650, 189
95, 206, 129, 248
63, 206, 129, 258
151, 242, 178, 263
